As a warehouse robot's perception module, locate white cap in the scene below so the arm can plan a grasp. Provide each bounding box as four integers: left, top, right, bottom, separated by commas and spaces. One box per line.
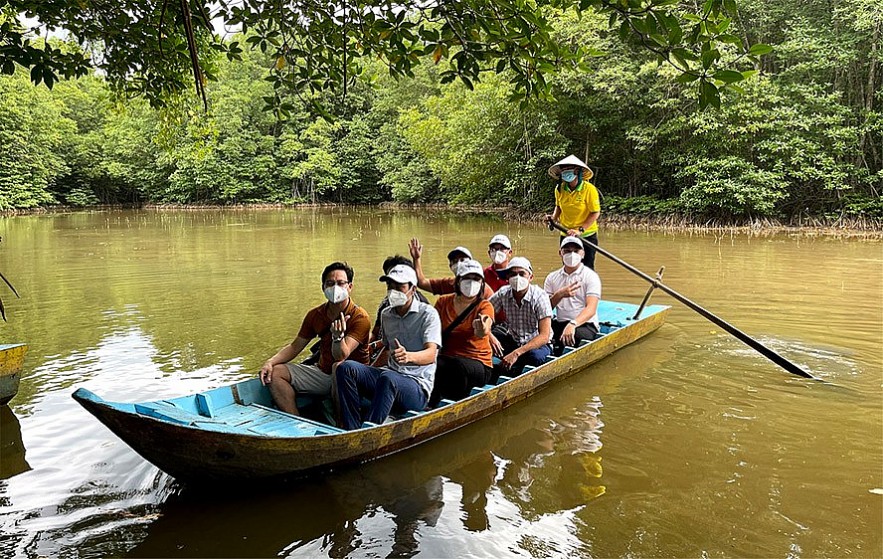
455, 259, 484, 278
447, 246, 473, 260
379, 264, 418, 286
548, 155, 593, 180
500, 256, 533, 275
488, 234, 512, 249
560, 236, 584, 249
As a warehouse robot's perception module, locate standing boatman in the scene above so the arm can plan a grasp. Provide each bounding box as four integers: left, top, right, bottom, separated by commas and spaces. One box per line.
545, 155, 601, 269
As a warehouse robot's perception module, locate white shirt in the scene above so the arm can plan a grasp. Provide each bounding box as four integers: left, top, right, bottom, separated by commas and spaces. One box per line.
544, 264, 602, 327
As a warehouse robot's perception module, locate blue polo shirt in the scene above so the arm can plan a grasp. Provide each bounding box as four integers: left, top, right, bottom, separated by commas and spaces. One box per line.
381, 300, 443, 396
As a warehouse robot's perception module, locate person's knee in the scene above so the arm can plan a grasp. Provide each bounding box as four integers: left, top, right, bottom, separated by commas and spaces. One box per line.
336, 360, 358, 381
376, 371, 396, 391
270, 365, 292, 388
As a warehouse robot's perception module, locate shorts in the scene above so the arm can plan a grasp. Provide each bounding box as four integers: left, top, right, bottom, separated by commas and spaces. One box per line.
284, 362, 333, 395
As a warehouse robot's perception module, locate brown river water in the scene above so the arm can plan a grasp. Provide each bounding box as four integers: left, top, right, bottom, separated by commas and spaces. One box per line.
0, 208, 880, 558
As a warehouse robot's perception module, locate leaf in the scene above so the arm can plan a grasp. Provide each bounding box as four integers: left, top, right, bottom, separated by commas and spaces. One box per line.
713, 70, 744, 83
675, 72, 700, 83
748, 44, 773, 56
699, 80, 721, 110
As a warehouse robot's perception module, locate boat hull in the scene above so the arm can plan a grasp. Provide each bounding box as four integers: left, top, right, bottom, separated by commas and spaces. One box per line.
73, 303, 669, 482
0, 344, 27, 406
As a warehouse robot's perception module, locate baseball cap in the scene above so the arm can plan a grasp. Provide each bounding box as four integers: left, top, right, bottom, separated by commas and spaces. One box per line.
379, 264, 418, 286
455, 259, 484, 278
499, 256, 533, 275
447, 246, 473, 260
560, 236, 584, 249
488, 234, 512, 249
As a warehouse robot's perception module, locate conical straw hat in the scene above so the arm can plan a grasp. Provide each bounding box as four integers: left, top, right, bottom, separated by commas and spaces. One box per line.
548, 155, 593, 180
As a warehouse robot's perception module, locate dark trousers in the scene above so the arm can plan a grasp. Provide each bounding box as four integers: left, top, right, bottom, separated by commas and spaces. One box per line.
561, 233, 598, 269
492, 331, 551, 378
551, 320, 598, 355
429, 354, 493, 407
335, 361, 427, 430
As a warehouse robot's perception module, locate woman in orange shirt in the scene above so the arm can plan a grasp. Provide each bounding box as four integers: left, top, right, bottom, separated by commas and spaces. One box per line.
430, 259, 495, 407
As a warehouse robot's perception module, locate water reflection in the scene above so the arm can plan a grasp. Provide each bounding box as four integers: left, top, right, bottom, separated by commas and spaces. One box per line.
446, 452, 496, 532
0, 406, 30, 480
119, 386, 606, 558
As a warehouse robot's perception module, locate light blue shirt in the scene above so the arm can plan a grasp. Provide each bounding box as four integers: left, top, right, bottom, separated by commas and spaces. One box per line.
381, 300, 442, 396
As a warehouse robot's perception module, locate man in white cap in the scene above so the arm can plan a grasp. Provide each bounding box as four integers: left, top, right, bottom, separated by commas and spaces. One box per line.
336, 263, 442, 430
546, 155, 601, 269
408, 238, 494, 298
488, 256, 553, 376
485, 234, 513, 292
544, 236, 602, 355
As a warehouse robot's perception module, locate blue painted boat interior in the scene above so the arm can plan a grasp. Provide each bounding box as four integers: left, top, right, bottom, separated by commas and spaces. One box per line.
76, 301, 667, 438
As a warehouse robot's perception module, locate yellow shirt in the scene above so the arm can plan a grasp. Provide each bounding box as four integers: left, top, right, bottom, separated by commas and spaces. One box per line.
555, 180, 601, 235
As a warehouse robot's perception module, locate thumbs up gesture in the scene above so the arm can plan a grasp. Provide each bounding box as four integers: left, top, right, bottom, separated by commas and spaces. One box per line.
472, 313, 492, 337
392, 338, 410, 365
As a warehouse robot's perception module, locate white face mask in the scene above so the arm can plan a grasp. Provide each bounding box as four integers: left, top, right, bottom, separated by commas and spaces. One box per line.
324, 284, 348, 304
450, 261, 466, 274
459, 279, 482, 298
492, 250, 508, 265
509, 275, 529, 292
387, 288, 410, 308
562, 252, 582, 267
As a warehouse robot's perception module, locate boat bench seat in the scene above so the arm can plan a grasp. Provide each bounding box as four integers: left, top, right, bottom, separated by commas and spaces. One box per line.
135, 402, 222, 425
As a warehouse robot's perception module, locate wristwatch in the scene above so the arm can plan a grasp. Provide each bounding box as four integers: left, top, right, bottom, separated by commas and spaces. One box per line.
568, 319, 578, 326
332, 334, 345, 343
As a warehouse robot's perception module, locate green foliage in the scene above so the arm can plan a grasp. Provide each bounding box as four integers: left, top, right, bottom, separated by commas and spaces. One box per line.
0, 69, 72, 209
3, 1, 761, 111
0, 1, 878, 225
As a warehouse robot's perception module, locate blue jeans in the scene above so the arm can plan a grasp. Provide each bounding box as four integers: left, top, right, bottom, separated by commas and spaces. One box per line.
335, 361, 428, 430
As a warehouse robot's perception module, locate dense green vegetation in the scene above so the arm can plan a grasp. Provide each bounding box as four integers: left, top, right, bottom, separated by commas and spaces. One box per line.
0, 1, 880, 223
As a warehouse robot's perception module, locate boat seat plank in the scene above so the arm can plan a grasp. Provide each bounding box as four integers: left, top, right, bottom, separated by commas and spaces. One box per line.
134, 402, 222, 425
496, 375, 513, 385
162, 398, 200, 416
249, 403, 345, 434
435, 399, 456, 408
195, 393, 214, 418
468, 384, 496, 396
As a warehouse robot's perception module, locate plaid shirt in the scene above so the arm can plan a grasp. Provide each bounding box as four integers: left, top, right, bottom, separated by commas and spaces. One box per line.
489, 284, 553, 345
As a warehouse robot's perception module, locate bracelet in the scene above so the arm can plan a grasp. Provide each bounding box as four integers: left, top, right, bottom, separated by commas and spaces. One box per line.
332, 334, 345, 343
568, 319, 578, 326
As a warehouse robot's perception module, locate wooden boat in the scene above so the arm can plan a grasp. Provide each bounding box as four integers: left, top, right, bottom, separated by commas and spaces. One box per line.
72, 300, 669, 483
0, 343, 27, 406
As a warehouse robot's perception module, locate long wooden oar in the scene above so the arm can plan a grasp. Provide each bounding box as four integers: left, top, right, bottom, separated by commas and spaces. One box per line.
548, 220, 818, 380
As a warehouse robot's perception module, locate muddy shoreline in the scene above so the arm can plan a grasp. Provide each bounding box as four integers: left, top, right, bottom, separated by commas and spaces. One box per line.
2, 203, 881, 237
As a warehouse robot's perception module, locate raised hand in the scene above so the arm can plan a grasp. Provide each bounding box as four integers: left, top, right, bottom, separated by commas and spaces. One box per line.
556, 282, 580, 300
408, 237, 423, 261
331, 312, 350, 338
472, 313, 492, 336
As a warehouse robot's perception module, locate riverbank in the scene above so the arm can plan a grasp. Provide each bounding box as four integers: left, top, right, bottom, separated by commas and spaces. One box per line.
2, 203, 881, 237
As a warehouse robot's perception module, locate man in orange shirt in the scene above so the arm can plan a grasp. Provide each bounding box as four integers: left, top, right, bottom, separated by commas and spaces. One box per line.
259, 262, 371, 415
